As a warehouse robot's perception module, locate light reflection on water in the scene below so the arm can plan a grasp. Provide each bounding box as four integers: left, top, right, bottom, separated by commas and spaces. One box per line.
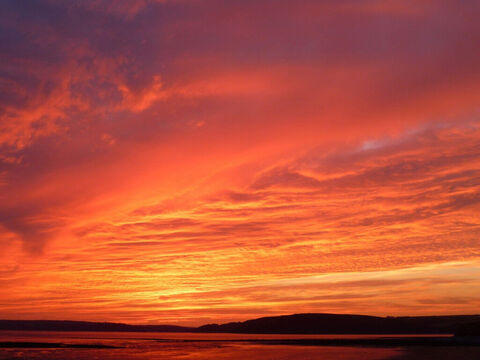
0, 331, 471, 360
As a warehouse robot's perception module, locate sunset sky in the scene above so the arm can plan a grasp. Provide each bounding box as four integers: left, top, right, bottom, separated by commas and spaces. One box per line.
1, 0, 480, 326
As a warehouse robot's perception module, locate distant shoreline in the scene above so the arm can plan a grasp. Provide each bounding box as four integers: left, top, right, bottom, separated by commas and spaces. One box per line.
1, 313, 480, 336
0, 342, 119, 349
156, 336, 480, 347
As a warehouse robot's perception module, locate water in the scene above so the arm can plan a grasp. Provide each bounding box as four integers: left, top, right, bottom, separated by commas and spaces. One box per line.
0, 331, 478, 359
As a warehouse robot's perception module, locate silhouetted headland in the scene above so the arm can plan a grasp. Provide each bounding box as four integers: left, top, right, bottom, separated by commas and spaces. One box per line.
2, 313, 480, 335
455, 320, 480, 337
196, 313, 480, 335
0, 341, 120, 349
0, 320, 193, 333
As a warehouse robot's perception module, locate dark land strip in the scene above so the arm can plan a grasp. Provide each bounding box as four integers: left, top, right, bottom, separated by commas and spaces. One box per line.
2, 313, 480, 336
0, 342, 120, 349
154, 336, 480, 347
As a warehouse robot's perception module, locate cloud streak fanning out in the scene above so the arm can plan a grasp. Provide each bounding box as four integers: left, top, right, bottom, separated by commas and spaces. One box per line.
1, 0, 480, 325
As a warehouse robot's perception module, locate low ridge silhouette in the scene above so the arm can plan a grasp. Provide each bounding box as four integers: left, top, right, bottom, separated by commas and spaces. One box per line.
2, 313, 480, 335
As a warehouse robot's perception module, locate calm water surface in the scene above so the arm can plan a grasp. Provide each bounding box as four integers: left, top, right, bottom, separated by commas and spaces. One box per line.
0, 331, 476, 360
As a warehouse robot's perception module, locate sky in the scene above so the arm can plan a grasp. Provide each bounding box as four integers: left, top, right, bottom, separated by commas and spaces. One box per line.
0, 0, 480, 326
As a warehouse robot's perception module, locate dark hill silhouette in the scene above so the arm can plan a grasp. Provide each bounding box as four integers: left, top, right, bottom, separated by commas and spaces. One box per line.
455, 321, 480, 336
2, 313, 480, 334
0, 320, 193, 332
197, 313, 480, 334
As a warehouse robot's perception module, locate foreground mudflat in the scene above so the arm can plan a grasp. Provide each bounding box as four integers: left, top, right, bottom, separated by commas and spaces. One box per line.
1, 331, 480, 360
